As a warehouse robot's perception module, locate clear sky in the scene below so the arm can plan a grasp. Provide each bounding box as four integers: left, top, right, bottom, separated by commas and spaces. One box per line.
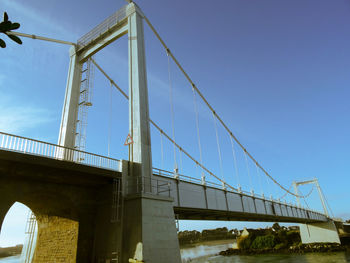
1, 0, 349, 247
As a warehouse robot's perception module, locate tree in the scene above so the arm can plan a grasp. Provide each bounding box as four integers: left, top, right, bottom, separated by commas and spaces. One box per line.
251, 235, 276, 249
0, 12, 22, 48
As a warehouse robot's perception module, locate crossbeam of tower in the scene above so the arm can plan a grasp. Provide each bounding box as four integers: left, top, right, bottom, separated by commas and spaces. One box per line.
293, 179, 332, 217
57, 3, 155, 192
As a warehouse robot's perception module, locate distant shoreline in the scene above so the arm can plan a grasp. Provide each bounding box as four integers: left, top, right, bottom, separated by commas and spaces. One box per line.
0, 245, 23, 259
219, 243, 350, 256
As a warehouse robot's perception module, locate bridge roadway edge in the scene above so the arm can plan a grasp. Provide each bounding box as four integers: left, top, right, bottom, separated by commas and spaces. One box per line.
153, 174, 327, 224
153, 174, 340, 245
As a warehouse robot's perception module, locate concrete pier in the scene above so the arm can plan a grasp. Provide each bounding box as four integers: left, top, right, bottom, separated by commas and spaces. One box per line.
300, 221, 341, 244
121, 161, 181, 263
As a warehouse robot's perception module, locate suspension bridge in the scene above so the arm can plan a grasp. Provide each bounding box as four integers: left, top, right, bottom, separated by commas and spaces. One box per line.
0, 2, 341, 263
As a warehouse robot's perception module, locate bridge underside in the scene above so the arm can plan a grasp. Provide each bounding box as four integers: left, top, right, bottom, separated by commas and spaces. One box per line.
0, 150, 121, 262
154, 174, 328, 224
174, 207, 321, 223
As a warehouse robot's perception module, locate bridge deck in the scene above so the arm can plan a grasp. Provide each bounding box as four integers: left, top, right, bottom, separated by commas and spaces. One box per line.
0, 147, 327, 224
153, 174, 328, 224
0, 149, 121, 187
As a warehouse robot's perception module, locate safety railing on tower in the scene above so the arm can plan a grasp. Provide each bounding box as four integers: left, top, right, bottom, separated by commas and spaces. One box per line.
0, 131, 120, 171
126, 175, 171, 197
77, 4, 128, 49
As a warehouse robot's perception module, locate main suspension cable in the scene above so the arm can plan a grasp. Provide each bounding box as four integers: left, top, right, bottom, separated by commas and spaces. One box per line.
142, 12, 309, 198
149, 119, 237, 191
14, 13, 310, 198
280, 183, 315, 201
91, 58, 237, 191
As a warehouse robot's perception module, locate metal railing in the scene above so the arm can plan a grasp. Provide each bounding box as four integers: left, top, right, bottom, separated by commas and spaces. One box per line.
0, 132, 324, 218
77, 5, 128, 49
126, 176, 171, 197
0, 131, 120, 171
152, 167, 325, 215
153, 167, 223, 188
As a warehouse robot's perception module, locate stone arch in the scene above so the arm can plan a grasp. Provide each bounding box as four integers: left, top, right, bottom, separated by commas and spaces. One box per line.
0, 187, 80, 263
0, 152, 116, 262
0, 201, 32, 247
23, 192, 79, 263
0, 202, 37, 262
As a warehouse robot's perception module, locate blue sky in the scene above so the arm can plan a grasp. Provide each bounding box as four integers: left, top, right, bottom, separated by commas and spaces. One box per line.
1, 0, 349, 247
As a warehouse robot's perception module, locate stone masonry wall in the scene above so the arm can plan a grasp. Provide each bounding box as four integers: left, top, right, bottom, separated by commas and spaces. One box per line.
32, 215, 78, 263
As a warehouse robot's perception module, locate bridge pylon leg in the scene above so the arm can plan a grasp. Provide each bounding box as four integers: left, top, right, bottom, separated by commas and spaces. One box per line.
58, 46, 82, 149
120, 6, 181, 262
299, 220, 340, 244
293, 179, 340, 244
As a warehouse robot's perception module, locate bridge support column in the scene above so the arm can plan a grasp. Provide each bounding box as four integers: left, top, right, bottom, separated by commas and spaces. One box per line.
32, 215, 79, 263
128, 3, 153, 191
58, 45, 82, 149
122, 194, 181, 263
121, 161, 181, 263
299, 221, 340, 244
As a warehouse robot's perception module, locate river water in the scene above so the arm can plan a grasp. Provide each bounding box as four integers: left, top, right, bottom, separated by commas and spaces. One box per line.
0, 245, 350, 262
187, 252, 350, 263
181, 241, 350, 263
0, 255, 20, 263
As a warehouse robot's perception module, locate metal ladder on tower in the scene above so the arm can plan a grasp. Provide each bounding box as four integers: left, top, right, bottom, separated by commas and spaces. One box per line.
23, 211, 37, 263
111, 178, 123, 223
111, 177, 123, 262
75, 57, 94, 158
98, 178, 123, 263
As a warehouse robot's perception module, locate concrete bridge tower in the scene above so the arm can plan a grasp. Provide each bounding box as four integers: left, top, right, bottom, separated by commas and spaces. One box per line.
293, 179, 340, 244
57, 2, 181, 262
